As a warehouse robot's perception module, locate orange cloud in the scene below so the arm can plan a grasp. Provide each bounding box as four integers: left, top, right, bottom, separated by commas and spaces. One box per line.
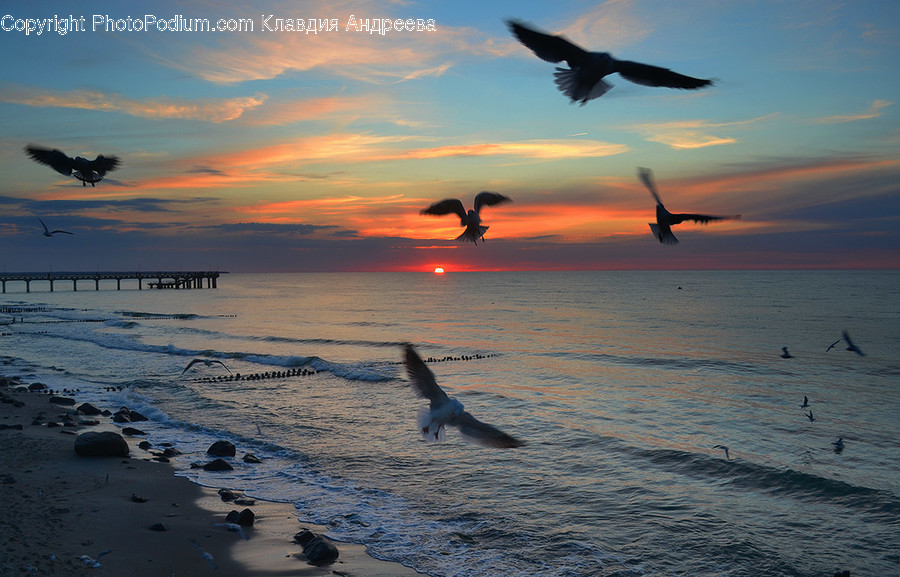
0, 84, 265, 122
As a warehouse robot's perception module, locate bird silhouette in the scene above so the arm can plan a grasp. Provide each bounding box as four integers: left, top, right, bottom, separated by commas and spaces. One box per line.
421, 191, 511, 244
799, 395, 809, 408
25, 145, 119, 187
403, 344, 524, 448
713, 444, 731, 460
181, 358, 232, 374
806, 410, 815, 422
825, 338, 841, 352
507, 20, 713, 105
781, 347, 794, 359
841, 330, 865, 356
37, 217, 73, 237
638, 168, 740, 245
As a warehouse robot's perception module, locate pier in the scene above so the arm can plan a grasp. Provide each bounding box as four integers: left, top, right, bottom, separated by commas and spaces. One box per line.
0, 271, 225, 293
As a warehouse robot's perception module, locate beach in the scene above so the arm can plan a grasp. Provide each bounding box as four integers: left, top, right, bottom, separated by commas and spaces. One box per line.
0, 379, 422, 577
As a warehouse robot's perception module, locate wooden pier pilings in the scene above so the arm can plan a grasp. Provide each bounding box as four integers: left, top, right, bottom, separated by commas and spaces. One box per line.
0, 271, 225, 293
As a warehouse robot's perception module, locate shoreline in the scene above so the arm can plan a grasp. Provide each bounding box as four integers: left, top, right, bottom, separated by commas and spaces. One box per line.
0, 380, 423, 577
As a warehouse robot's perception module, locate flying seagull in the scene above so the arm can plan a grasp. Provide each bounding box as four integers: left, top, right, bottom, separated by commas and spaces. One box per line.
181, 358, 232, 374
507, 20, 713, 105
713, 444, 731, 460
421, 191, 511, 244
403, 344, 524, 448
781, 347, 794, 359
799, 395, 809, 408
25, 145, 119, 187
37, 217, 73, 237
832, 436, 844, 452
638, 167, 740, 245
806, 410, 815, 422
825, 338, 841, 352
841, 330, 865, 356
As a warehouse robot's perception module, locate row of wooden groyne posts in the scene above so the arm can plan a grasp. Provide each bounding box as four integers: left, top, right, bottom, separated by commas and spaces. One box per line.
0, 271, 224, 293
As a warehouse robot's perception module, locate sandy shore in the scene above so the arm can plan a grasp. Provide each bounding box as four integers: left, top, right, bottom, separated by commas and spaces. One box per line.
0, 380, 422, 577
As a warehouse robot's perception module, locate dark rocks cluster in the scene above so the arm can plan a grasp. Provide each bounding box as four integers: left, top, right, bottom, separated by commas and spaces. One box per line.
293, 528, 340, 566
187, 439, 264, 471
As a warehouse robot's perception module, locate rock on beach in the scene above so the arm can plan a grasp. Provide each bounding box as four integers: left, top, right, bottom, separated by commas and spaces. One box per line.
74, 431, 130, 457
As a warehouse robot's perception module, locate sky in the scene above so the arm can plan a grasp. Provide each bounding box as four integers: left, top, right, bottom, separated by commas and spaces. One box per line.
0, 0, 898, 273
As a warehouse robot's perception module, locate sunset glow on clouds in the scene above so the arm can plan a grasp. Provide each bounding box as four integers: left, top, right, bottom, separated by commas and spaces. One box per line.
0, 0, 898, 272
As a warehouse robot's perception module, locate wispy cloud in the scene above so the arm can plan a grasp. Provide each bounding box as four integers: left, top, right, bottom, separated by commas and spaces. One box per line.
814, 99, 892, 124
626, 115, 775, 149
0, 84, 265, 122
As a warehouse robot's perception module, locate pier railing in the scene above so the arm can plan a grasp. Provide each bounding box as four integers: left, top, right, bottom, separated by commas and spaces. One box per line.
0, 271, 225, 293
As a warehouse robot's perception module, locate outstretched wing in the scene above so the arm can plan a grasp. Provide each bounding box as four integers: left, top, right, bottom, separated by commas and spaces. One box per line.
212, 360, 232, 373
668, 213, 740, 225
637, 167, 663, 206
421, 198, 467, 221
404, 345, 450, 408
507, 20, 591, 69
25, 146, 75, 176
89, 155, 120, 176
613, 59, 713, 90
473, 191, 511, 214
455, 411, 524, 448
182, 359, 203, 374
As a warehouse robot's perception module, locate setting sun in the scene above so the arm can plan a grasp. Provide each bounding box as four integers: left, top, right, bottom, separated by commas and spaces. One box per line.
434, 267, 445, 274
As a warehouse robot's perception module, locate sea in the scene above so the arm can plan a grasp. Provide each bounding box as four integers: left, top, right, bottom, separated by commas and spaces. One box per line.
1, 271, 898, 577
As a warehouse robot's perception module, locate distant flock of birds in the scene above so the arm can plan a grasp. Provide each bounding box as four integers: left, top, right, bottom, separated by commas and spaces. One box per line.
23, 20, 737, 246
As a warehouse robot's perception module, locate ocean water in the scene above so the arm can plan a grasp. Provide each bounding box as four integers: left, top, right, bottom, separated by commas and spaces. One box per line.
1, 271, 898, 577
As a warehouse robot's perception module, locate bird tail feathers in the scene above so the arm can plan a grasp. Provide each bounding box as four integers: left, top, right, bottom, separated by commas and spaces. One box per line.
553, 67, 612, 104
456, 225, 488, 243
417, 408, 445, 443
649, 223, 678, 245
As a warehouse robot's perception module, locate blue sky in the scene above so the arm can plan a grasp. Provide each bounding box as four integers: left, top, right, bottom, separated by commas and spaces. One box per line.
0, 0, 898, 272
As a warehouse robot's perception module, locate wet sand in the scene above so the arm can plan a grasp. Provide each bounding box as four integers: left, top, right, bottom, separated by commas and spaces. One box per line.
0, 381, 422, 577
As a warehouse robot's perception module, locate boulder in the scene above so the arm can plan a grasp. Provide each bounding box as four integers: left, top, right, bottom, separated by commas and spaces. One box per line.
207, 440, 236, 457
121, 427, 145, 436
225, 508, 255, 527
203, 458, 234, 472
76, 403, 102, 416
74, 431, 129, 457
49, 396, 75, 406
242, 453, 262, 464
293, 529, 339, 566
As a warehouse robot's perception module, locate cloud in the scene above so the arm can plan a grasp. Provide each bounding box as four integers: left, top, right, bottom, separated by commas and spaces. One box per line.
0, 84, 265, 122
626, 115, 775, 149
814, 100, 892, 124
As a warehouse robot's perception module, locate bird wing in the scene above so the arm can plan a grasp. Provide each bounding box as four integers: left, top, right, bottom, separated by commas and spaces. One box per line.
637, 167, 663, 205
455, 411, 524, 448
25, 146, 75, 176
473, 191, 511, 214
404, 345, 450, 408
89, 155, 120, 175
212, 360, 233, 373
612, 59, 713, 90
826, 339, 840, 352
51, 229, 74, 235
421, 198, 467, 221
668, 213, 740, 225
507, 20, 591, 68
182, 359, 203, 374
37, 217, 50, 234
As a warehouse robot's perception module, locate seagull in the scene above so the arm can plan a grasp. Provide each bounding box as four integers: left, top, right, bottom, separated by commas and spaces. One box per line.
799, 395, 809, 408
637, 168, 740, 245
181, 358, 232, 374
25, 145, 120, 187
832, 437, 844, 452
421, 191, 511, 244
806, 410, 815, 422
37, 217, 73, 237
507, 20, 714, 105
403, 344, 524, 448
713, 444, 731, 460
825, 338, 841, 352
780, 347, 794, 359
841, 330, 865, 356
79, 550, 111, 568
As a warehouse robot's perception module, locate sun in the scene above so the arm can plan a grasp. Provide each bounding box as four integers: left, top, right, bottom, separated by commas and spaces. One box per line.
433, 267, 445, 274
